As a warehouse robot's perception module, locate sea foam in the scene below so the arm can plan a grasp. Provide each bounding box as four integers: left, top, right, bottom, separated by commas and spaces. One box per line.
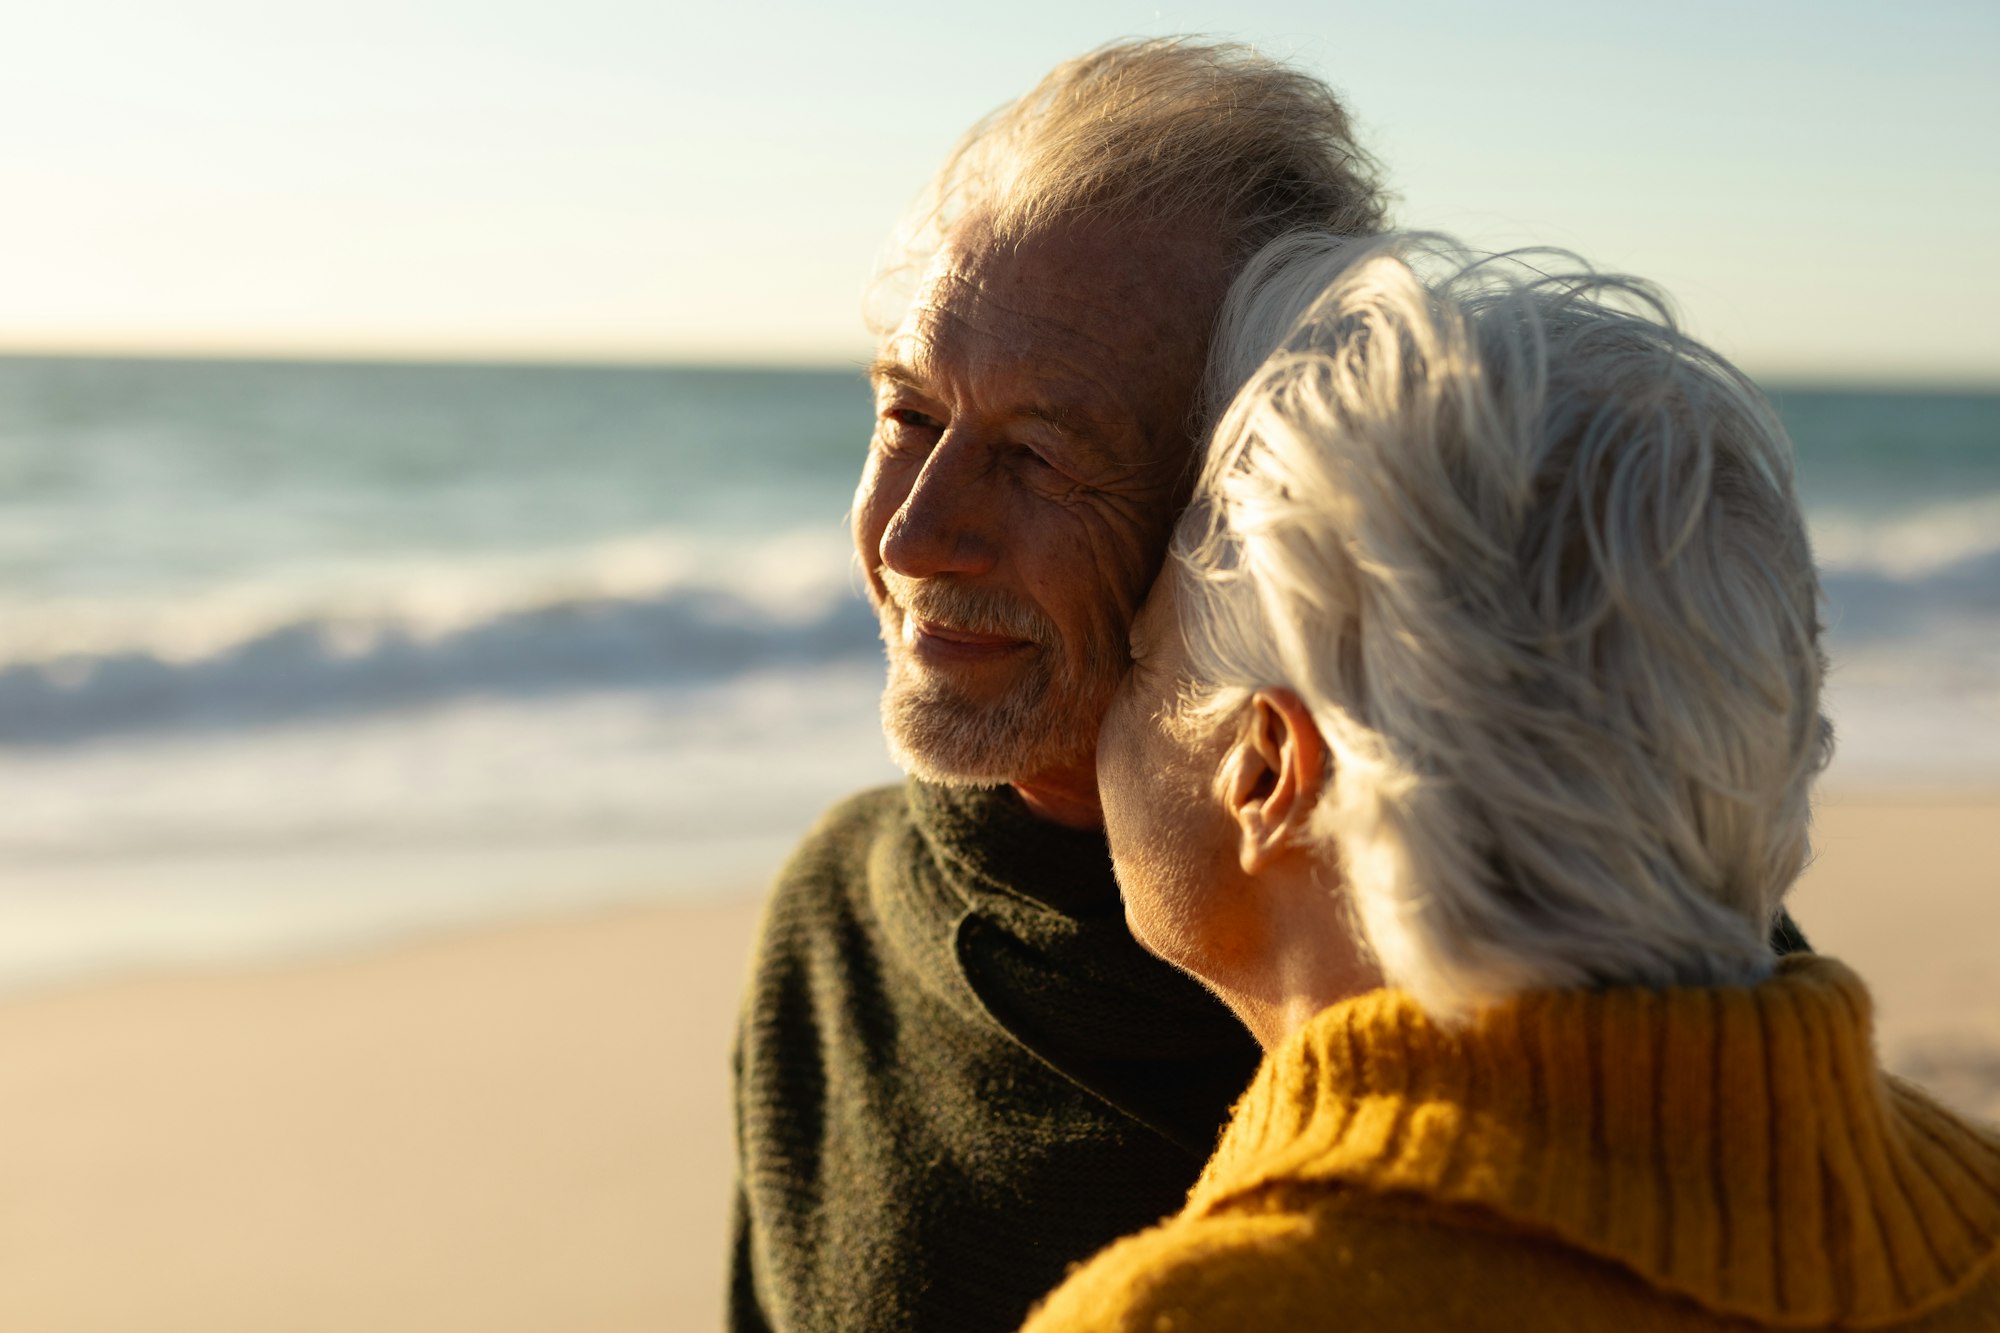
0, 527, 880, 744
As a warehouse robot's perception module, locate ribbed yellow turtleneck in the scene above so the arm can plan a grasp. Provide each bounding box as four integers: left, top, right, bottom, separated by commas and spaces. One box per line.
1020, 957, 2000, 1332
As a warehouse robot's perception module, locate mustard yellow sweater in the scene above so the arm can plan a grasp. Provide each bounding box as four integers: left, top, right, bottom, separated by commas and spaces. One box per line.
1020, 956, 2000, 1331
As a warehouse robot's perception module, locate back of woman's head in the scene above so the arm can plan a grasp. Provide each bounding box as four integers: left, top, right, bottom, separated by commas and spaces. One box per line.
1176, 232, 1833, 1021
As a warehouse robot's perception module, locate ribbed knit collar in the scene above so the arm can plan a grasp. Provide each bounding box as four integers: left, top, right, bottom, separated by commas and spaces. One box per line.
884, 780, 1260, 1153
1190, 956, 2000, 1328
907, 779, 1124, 921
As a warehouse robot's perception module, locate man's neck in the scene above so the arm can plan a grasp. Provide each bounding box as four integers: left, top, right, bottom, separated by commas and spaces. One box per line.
1010, 769, 1104, 830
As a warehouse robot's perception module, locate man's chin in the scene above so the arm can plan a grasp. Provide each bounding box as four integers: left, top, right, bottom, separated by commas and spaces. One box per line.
881, 740, 1011, 789
878, 679, 1084, 788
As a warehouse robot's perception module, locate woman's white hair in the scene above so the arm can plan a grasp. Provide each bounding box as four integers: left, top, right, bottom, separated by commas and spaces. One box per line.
1174, 232, 1833, 1021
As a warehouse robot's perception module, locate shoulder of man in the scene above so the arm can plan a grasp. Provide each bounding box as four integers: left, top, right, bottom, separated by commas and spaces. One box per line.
767, 781, 911, 902
738, 781, 916, 995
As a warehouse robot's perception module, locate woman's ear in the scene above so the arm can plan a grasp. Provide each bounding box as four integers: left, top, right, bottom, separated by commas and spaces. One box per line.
1217, 689, 1328, 875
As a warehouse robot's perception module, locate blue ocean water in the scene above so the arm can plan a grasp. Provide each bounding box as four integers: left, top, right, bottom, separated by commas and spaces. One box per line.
0, 357, 1994, 989
0, 358, 878, 713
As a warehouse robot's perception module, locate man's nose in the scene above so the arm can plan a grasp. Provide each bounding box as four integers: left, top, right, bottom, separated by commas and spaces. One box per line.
879, 431, 999, 579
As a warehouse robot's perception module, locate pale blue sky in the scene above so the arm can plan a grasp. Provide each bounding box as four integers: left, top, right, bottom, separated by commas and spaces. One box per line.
0, 0, 1992, 380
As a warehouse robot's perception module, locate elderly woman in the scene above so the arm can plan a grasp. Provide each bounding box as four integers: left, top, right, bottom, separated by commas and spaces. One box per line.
1021, 235, 2000, 1331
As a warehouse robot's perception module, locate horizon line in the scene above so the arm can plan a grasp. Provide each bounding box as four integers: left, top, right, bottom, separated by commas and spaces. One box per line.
0, 344, 1996, 394
0, 343, 879, 376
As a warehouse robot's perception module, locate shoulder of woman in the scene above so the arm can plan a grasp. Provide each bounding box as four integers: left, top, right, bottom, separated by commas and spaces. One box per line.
1016, 1188, 1766, 1332
1017, 1206, 1334, 1333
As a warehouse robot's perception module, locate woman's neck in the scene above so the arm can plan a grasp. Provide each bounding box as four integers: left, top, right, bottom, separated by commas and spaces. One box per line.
1220, 855, 1383, 1049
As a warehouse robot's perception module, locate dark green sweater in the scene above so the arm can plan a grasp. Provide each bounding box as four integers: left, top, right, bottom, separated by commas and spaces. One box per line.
728, 780, 1263, 1332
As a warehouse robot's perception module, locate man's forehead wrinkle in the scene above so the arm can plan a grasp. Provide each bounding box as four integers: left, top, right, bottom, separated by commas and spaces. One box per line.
876, 220, 1224, 476
929, 229, 1201, 352
910, 273, 1124, 364
891, 304, 1130, 437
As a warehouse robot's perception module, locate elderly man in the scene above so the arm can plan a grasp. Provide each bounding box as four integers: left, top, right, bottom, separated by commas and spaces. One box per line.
727, 41, 1388, 1332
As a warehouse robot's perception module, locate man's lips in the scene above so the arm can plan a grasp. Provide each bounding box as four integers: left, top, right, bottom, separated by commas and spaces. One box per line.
901, 614, 1033, 662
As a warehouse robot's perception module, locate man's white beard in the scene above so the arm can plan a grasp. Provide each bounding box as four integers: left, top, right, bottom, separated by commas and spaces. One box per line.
871, 572, 1112, 786
879, 643, 1091, 785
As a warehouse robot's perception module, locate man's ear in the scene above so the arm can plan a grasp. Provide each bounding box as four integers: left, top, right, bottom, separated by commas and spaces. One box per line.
1218, 689, 1328, 875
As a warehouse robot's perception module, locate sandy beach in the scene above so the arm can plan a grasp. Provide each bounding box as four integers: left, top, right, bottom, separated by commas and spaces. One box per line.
0, 894, 765, 1333
0, 794, 1992, 1332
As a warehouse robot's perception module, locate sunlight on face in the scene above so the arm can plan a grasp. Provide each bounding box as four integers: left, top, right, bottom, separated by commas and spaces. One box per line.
851, 218, 1220, 795
1096, 574, 1237, 970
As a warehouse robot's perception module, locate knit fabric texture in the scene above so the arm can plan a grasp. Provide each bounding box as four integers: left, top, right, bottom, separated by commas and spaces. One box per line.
728, 780, 1263, 1332
1021, 955, 2000, 1331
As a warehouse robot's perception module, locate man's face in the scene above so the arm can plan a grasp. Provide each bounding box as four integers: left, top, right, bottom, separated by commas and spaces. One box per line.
855, 217, 1222, 802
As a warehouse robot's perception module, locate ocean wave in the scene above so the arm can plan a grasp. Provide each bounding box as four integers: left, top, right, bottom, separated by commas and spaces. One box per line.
1807, 494, 2000, 580
1792, 493, 2000, 646
0, 583, 881, 745
7, 500, 1996, 745
1818, 540, 2000, 646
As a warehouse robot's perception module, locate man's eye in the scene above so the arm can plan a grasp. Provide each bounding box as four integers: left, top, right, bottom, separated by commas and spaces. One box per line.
885, 408, 943, 432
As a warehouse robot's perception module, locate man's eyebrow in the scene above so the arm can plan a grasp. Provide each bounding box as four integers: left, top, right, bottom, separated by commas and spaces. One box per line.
1016, 403, 1097, 441
866, 357, 929, 393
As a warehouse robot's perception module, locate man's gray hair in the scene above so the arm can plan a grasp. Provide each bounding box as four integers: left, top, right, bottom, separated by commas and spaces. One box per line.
870, 38, 1388, 333
1173, 231, 1833, 1021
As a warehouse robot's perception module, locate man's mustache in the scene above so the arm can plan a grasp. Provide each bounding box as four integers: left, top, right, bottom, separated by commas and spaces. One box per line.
875, 569, 1054, 647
